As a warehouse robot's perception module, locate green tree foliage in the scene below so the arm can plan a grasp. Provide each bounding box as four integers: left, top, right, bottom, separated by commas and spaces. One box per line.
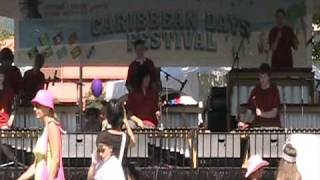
313, 14, 320, 63
0, 17, 14, 41
0, 29, 13, 41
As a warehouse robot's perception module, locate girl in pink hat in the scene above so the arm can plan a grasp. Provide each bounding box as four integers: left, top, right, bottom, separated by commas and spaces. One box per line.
245, 154, 269, 180
18, 90, 65, 180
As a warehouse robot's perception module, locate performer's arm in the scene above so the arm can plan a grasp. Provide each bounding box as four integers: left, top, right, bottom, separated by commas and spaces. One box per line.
125, 64, 134, 92
238, 109, 254, 130
87, 164, 96, 180
238, 89, 256, 129
87, 154, 98, 180
129, 115, 145, 129
123, 106, 136, 146
7, 109, 15, 128
256, 108, 278, 118
17, 162, 36, 180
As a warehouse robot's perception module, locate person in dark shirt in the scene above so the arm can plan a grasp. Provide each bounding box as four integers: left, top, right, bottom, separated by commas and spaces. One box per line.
269, 8, 299, 68
0, 48, 22, 128
126, 39, 160, 92
127, 66, 160, 128
238, 63, 281, 129
0, 48, 22, 164
22, 53, 45, 104
19, 0, 42, 19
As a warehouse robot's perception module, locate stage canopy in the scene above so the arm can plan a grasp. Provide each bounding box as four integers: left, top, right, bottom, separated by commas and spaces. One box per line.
0, 0, 316, 67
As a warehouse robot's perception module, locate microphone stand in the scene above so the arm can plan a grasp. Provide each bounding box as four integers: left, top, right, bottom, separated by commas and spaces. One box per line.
283, 90, 287, 128
160, 69, 188, 92
300, 83, 304, 123
232, 37, 245, 130
45, 70, 60, 90
160, 69, 188, 129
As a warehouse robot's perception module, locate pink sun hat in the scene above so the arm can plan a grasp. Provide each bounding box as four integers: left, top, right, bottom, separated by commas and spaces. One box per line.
32, 89, 55, 109
245, 154, 269, 178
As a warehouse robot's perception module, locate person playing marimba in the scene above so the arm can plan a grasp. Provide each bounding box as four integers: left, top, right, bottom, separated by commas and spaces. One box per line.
238, 63, 281, 129
0, 48, 22, 129
126, 66, 160, 129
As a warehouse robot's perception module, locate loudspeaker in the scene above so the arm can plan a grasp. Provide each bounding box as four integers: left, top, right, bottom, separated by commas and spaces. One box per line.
207, 87, 227, 132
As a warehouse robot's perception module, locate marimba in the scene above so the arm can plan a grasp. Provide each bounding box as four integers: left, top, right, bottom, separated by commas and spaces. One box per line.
0, 129, 40, 152
2, 128, 319, 167
227, 68, 315, 130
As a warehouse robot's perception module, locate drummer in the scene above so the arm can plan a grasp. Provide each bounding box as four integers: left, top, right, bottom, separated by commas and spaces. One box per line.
126, 66, 160, 129
238, 63, 281, 129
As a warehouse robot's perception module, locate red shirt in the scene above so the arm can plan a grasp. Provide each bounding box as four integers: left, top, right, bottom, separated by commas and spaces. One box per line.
247, 84, 281, 127
0, 66, 22, 126
126, 58, 158, 89
127, 88, 158, 126
22, 69, 45, 102
269, 26, 296, 68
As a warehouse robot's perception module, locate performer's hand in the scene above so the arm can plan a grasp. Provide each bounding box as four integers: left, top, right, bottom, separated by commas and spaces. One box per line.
136, 119, 145, 129
155, 111, 161, 120
256, 108, 262, 116
91, 153, 100, 166
238, 122, 249, 130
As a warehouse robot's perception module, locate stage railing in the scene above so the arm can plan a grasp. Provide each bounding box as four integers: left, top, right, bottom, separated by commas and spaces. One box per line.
1, 128, 319, 179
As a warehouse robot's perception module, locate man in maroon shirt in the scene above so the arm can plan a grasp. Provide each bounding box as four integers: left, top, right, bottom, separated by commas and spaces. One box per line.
126, 39, 160, 92
269, 8, 299, 68
22, 53, 45, 104
0, 48, 22, 128
126, 66, 159, 128
238, 63, 281, 129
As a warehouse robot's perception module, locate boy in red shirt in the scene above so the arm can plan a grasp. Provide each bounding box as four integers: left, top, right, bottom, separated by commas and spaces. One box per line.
0, 48, 22, 128
126, 39, 160, 92
238, 63, 281, 129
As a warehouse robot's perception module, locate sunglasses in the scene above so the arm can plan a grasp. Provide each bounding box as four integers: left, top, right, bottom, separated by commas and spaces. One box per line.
97, 147, 106, 153
34, 104, 41, 109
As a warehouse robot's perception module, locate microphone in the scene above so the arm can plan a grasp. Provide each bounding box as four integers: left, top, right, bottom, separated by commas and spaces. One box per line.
180, 79, 188, 91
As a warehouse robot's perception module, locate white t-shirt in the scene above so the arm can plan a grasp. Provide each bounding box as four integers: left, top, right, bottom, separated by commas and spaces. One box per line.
94, 156, 126, 180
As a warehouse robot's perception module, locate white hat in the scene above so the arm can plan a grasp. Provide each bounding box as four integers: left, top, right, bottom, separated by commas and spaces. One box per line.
245, 155, 269, 178
282, 143, 297, 163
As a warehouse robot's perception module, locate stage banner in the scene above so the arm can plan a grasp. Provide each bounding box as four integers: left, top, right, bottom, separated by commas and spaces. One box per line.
15, 0, 310, 67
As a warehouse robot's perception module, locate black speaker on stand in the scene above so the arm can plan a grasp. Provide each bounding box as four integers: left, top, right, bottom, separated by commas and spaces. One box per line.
207, 87, 227, 132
